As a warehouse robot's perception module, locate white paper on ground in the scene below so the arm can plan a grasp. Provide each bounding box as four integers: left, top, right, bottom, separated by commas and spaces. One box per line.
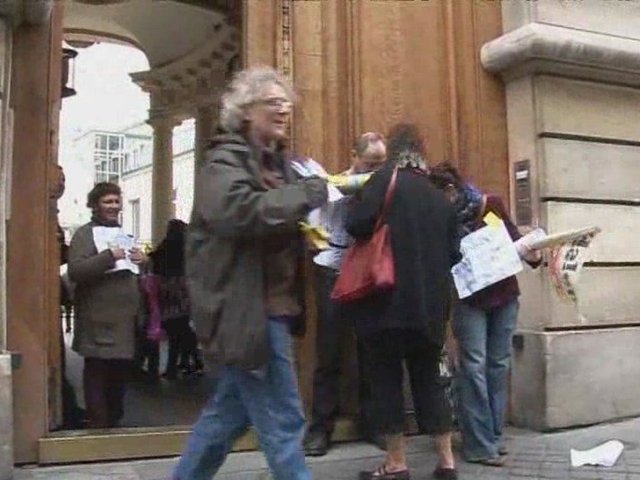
570, 440, 624, 467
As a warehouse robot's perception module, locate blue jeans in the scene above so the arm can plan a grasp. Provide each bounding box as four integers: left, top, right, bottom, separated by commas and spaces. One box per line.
453, 298, 519, 460
173, 320, 311, 480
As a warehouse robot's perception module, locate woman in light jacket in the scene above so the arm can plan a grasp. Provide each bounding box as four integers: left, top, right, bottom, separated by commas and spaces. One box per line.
428, 163, 541, 466
68, 182, 146, 428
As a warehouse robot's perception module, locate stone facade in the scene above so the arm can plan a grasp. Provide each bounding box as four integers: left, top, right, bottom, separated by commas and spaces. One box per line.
482, 0, 640, 430
120, 120, 195, 244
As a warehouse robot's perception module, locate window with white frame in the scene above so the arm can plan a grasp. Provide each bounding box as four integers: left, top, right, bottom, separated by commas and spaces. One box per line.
94, 132, 125, 184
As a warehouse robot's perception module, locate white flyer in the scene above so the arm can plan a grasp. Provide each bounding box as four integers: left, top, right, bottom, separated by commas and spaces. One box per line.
452, 221, 523, 299
92, 226, 140, 275
290, 157, 343, 203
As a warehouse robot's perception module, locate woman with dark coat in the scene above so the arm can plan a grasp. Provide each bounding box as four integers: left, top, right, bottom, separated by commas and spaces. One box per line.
345, 124, 460, 480
68, 182, 146, 428
149, 219, 203, 378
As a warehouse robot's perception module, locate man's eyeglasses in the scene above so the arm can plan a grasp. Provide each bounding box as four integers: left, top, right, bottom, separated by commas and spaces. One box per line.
258, 97, 292, 111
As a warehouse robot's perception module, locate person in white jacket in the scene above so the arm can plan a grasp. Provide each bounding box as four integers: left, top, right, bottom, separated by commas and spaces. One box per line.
303, 132, 387, 457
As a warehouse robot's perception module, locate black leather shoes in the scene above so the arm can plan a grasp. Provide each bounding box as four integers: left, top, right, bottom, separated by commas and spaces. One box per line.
303, 430, 330, 456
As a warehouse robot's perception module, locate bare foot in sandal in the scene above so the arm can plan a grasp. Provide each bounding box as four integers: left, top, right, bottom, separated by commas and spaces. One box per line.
358, 464, 411, 480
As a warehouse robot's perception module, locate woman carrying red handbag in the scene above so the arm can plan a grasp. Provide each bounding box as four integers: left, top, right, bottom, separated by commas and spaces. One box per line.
344, 124, 461, 480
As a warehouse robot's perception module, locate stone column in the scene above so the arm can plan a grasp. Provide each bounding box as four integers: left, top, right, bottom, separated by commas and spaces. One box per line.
148, 114, 179, 245
195, 103, 216, 169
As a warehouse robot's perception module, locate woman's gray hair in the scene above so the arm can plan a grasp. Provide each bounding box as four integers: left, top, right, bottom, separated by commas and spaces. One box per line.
220, 66, 295, 132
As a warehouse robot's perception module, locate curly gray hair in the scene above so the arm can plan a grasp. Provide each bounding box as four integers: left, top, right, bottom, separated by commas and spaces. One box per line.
220, 66, 295, 132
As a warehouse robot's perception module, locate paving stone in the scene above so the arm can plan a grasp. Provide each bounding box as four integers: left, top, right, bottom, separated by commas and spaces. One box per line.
14, 418, 640, 479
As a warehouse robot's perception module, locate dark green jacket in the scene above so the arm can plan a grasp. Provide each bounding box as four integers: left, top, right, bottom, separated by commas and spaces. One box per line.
187, 134, 313, 370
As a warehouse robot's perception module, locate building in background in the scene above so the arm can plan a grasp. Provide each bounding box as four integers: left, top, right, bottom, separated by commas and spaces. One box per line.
120, 119, 195, 244
63, 119, 195, 244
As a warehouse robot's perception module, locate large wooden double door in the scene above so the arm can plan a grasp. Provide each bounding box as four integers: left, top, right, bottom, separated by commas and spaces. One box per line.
254, 0, 510, 415
8, 0, 507, 465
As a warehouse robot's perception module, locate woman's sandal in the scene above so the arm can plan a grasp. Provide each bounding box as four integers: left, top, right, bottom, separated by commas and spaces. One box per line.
358, 464, 411, 480
433, 466, 458, 479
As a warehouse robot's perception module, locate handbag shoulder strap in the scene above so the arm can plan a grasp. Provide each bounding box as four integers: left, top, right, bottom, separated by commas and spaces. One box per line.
374, 167, 399, 230
476, 194, 488, 225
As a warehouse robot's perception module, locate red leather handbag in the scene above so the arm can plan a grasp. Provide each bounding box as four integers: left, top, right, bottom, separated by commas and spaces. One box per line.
331, 168, 398, 303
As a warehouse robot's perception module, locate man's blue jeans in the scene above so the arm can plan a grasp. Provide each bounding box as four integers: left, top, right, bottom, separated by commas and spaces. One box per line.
453, 299, 519, 461
173, 320, 311, 480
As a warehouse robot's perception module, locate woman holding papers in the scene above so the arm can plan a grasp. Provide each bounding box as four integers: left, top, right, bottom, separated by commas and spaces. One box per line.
429, 163, 541, 467
68, 182, 147, 428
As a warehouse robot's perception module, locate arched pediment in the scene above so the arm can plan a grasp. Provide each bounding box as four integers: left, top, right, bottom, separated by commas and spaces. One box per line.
65, 0, 239, 68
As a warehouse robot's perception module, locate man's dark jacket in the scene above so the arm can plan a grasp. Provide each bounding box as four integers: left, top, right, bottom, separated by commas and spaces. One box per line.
187, 133, 321, 370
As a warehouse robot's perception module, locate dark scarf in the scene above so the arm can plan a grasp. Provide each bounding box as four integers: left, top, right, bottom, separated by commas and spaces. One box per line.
454, 183, 485, 239
91, 213, 120, 228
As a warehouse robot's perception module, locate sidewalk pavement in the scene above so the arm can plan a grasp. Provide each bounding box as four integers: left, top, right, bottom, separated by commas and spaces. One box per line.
14, 417, 640, 479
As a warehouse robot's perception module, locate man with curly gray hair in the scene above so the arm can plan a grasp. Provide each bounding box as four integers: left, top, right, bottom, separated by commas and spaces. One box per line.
173, 66, 326, 480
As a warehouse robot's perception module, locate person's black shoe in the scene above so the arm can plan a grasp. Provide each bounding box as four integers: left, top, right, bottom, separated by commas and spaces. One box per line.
303, 430, 330, 456
62, 407, 87, 430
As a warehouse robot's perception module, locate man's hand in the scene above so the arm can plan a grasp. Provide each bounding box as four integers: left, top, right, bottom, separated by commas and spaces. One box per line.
301, 176, 328, 210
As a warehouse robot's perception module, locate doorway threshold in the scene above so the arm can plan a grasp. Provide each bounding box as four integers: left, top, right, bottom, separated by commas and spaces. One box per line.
38, 417, 365, 465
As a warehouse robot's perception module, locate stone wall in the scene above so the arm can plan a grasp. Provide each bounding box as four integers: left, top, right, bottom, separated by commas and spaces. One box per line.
483, 0, 640, 430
